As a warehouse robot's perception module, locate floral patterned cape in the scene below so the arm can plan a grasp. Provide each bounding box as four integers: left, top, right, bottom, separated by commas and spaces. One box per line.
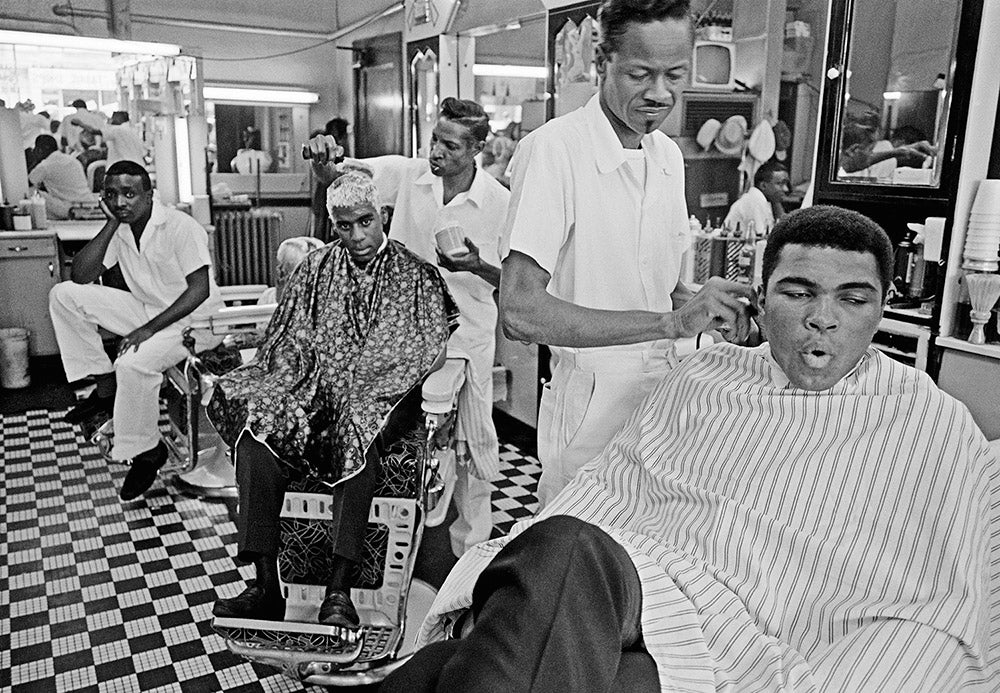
208, 240, 458, 486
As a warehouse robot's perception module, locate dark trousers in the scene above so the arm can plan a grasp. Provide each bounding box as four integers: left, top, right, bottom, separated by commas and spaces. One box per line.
381, 515, 659, 693
234, 433, 379, 566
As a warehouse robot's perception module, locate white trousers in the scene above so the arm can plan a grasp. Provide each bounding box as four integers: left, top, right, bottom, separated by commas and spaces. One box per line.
449, 455, 493, 557
48, 281, 219, 460
536, 349, 677, 509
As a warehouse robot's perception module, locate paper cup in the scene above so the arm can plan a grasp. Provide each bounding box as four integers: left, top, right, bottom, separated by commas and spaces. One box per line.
435, 225, 466, 259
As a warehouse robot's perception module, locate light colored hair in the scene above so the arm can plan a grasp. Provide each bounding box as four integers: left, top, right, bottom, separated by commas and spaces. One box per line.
326, 169, 379, 215
276, 236, 324, 273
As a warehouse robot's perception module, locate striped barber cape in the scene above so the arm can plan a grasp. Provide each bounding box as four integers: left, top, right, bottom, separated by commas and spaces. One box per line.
418, 343, 1000, 691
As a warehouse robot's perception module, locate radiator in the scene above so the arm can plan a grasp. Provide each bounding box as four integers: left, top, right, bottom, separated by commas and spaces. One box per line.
213, 210, 281, 286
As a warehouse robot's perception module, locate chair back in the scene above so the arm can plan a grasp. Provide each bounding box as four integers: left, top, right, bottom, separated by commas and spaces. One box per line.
86, 159, 107, 192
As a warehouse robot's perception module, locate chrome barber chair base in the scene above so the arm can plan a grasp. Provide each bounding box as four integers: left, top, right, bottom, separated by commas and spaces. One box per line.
216, 578, 437, 687
171, 444, 237, 498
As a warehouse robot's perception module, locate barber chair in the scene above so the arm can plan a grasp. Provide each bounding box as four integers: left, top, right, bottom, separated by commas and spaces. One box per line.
89, 285, 275, 497
212, 346, 468, 686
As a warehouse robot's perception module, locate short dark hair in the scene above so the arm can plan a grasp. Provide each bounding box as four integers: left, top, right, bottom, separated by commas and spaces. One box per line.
439, 97, 490, 144
324, 117, 350, 156
111, 111, 129, 125
33, 134, 58, 157
761, 205, 894, 298
105, 160, 153, 191
754, 160, 787, 187
71, 99, 88, 109
840, 121, 876, 150
598, 0, 692, 54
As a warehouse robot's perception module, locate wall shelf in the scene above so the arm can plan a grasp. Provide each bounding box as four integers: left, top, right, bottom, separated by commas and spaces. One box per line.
936, 335, 1000, 360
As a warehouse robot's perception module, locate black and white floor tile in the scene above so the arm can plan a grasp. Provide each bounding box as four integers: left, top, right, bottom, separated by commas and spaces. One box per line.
2, 408, 541, 693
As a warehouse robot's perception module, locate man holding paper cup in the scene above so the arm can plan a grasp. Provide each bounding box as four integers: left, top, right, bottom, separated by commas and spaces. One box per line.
306, 97, 510, 558
500, 0, 756, 507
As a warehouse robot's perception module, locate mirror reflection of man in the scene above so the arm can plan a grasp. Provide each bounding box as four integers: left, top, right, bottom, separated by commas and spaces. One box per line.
58, 99, 106, 154
28, 134, 97, 219
724, 160, 792, 235
500, 0, 755, 508
307, 97, 511, 558
72, 111, 146, 167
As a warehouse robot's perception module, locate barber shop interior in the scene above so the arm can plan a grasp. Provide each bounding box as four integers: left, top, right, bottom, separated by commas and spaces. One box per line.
4, 0, 1000, 691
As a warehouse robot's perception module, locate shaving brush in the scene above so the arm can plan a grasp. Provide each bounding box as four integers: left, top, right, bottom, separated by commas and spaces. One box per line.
966, 272, 1000, 345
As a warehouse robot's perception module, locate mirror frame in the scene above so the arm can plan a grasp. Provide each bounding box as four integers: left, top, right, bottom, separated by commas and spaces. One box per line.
814, 0, 983, 206
407, 37, 440, 159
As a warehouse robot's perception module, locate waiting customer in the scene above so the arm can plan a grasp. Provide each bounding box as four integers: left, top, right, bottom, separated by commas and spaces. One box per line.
49, 160, 223, 501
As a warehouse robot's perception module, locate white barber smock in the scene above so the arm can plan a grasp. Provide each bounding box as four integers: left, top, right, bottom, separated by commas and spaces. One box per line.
49, 202, 223, 459
503, 93, 692, 506
348, 156, 509, 553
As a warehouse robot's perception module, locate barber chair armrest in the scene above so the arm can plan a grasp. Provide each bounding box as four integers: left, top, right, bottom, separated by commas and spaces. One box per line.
422, 348, 469, 415
188, 304, 277, 337
219, 284, 270, 305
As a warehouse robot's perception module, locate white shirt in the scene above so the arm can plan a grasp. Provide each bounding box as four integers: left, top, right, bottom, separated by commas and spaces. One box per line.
58, 108, 106, 152
103, 123, 146, 166
19, 111, 50, 149
357, 155, 510, 365
723, 185, 774, 236
28, 152, 94, 203
503, 93, 691, 356
421, 344, 1000, 690
103, 201, 223, 322
231, 149, 272, 174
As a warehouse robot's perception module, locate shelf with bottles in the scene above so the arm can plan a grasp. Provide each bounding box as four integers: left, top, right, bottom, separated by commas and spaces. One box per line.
687, 216, 768, 287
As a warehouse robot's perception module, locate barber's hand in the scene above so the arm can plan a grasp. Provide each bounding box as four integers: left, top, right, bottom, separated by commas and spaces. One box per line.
437, 238, 482, 273
302, 134, 344, 165
671, 277, 755, 343
117, 326, 155, 357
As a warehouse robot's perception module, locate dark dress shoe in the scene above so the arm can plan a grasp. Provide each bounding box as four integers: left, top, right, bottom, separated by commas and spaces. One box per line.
119, 441, 168, 501
64, 391, 114, 425
318, 589, 360, 629
213, 584, 286, 621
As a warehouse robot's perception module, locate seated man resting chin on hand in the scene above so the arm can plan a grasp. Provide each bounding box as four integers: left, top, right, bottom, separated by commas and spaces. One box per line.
382, 205, 1000, 693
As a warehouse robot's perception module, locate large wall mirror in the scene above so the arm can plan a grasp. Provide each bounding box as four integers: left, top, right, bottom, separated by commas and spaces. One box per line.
831, 0, 962, 188
206, 100, 311, 175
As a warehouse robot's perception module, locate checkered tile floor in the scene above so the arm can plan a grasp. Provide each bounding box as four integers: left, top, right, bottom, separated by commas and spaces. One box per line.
2, 407, 541, 693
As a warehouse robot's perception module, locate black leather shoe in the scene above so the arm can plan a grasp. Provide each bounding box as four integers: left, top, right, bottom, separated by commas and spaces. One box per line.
318, 589, 360, 629
213, 584, 286, 621
119, 441, 168, 501
64, 390, 114, 425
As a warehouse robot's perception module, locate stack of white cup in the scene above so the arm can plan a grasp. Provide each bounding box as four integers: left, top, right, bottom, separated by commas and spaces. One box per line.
963, 179, 1000, 272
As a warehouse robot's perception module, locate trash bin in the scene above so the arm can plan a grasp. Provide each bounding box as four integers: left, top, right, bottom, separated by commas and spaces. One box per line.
0, 327, 31, 389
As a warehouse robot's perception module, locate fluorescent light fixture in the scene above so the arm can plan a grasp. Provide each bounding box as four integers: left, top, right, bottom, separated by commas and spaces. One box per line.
175, 117, 193, 204
203, 85, 319, 105
0, 29, 180, 56
473, 64, 547, 80
465, 20, 522, 38
883, 91, 902, 100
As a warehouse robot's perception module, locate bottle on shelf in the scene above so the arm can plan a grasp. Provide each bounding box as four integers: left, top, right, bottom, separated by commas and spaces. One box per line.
737, 221, 757, 284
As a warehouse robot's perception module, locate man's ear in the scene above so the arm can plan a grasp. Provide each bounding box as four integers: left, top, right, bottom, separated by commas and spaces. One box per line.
754, 285, 766, 317
595, 44, 609, 79
380, 206, 389, 225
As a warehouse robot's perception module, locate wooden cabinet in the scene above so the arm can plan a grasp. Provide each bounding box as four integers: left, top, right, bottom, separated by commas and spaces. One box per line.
0, 231, 60, 356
